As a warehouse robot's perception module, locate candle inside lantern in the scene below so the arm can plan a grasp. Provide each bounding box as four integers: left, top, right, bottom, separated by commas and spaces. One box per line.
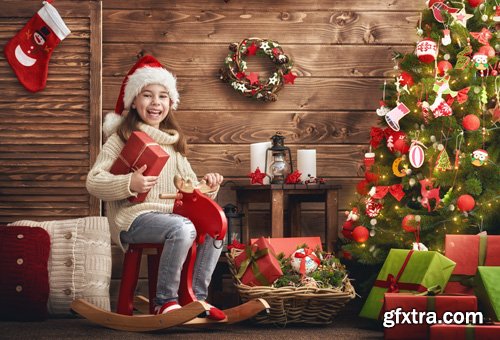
250, 141, 272, 184
297, 149, 316, 182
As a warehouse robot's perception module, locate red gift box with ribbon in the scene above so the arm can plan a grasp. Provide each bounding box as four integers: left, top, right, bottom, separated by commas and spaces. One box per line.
444, 234, 500, 294
384, 293, 478, 340
430, 324, 500, 340
234, 237, 283, 286
109, 131, 169, 203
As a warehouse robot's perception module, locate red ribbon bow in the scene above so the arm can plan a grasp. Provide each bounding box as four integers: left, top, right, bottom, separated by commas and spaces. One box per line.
371, 184, 405, 202
446, 87, 470, 105
370, 127, 385, 149
294, 248, 321, 275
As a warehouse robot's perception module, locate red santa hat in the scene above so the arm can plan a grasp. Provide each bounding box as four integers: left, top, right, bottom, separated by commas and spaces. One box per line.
103, 55, 180, 136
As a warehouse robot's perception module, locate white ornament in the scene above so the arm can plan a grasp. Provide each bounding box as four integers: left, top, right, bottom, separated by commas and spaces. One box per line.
437, 144, 444, 151
409, 140, 426, 168
449, 204, 455, 211
370, 218, 377, 226
442, 29, 451, 46
444, 53, 450, 61
291, 248, 319, 275
369, 229, 376, 237
409, 178, 416, 187
376, 105, 390, 117
430, 135, 436, 143
412, 242, 428, 251
481, 14, 488, 22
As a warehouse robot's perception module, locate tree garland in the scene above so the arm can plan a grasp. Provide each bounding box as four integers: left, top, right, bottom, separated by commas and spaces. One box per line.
219, 38, 296, 102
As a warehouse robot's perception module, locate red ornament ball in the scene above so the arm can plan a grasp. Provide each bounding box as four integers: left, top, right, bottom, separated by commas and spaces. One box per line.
352, 226, 369, 243
468, 0, 485, 8
393, 138, 410, 154
478, 45, 495, 58
437, 60, 453, 76
457, 194, 475, 212
462, 114, 481, 131
401, 214, 420, 233
399, 71, 414, 87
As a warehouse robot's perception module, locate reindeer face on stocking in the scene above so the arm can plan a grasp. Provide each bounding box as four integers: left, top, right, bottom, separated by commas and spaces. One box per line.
4, 1, 70, 92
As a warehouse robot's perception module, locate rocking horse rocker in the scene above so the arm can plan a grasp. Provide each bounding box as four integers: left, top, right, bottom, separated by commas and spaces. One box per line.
71, 176, 269, 331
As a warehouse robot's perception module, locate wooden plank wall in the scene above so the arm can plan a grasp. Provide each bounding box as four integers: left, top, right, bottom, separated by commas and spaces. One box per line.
0, 1, 101, 222
101, 0, 422, 239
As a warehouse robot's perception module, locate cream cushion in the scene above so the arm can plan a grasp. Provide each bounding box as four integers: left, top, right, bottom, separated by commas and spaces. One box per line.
9, 217, 111, 316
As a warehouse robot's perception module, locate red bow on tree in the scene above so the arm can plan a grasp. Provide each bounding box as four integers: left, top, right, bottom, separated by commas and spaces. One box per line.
370, 184, 405, 201
370, 127, 385, 149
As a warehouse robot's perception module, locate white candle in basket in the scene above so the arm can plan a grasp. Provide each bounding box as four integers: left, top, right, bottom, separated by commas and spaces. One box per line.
297, 149, 316, 182
250, 141, 272, 184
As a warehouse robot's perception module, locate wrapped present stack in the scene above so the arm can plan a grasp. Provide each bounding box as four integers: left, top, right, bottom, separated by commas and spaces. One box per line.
360, 234, 500, 339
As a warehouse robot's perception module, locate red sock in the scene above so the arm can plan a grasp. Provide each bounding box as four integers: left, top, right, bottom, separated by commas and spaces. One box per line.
3, 1, 70, 92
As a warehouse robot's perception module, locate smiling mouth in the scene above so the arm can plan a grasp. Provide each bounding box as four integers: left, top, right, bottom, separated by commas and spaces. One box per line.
146, 109, 162, 117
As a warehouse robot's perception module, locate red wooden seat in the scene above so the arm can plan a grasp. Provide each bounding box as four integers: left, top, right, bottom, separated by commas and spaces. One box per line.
116, 185, 227, 316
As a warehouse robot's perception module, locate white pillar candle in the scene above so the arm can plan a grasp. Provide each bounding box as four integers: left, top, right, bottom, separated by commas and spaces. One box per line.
250, 141, 272, 184
297, 149, 316, 182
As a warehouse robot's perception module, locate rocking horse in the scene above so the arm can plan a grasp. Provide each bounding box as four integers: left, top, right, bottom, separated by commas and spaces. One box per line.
71, 175, 269, 331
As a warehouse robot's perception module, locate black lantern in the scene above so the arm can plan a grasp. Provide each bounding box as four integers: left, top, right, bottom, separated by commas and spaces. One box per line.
222, 203, 244, 250
264, 132, 293, 184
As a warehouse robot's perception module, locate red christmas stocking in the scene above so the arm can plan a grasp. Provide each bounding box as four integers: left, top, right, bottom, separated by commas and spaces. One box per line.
3, 1, 70, 92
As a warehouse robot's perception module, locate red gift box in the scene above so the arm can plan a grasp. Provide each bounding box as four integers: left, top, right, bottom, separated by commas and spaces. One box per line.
430, 324, 500, 340
384, 293, 478, 340
234, 236, 283, 286
110, 131, 169, 203
444, 234, 500, 294
250, 236, 323, 257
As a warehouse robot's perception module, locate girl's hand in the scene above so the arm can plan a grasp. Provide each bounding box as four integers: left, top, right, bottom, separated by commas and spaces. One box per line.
130, 165, 158, 193
202, 172, 223, 189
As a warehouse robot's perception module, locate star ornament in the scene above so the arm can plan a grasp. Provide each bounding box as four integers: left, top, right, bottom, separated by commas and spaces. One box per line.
248, 167, 267, 184
247, 43, 258, 56
246, 72, 259, 85
452, 8, 473, 28
283, 72, 297, 85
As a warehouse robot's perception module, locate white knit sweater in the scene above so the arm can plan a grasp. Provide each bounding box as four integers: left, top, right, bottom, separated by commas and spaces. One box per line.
86, 123, 216, 252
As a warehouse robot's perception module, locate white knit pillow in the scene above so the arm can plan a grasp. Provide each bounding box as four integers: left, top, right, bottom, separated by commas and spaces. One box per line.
8, 217, 111, 316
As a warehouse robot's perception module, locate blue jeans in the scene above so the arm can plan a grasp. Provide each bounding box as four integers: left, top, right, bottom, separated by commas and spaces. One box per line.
120, 212, 223, 306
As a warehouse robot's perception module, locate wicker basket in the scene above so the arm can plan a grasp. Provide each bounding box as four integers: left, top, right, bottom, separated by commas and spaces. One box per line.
227, 248, 356, 325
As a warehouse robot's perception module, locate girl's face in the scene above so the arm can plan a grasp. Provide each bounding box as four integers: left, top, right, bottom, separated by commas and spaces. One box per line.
133, 84, 170, 129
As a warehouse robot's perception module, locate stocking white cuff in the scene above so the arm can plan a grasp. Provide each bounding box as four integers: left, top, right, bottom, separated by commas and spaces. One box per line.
39, 2, 71, 41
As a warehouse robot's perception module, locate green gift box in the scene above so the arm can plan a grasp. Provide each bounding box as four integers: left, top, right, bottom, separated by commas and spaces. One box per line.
359, 249, 456, 319
474, 266, 500, 321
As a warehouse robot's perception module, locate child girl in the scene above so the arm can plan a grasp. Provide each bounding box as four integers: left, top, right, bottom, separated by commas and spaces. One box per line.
86, 55, 225, 319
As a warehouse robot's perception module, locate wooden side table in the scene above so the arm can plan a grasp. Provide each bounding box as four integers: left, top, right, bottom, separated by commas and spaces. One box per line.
232, 184, 342, 252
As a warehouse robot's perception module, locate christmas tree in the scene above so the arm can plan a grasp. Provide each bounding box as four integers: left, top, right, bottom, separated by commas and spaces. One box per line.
342, 0, 500, 265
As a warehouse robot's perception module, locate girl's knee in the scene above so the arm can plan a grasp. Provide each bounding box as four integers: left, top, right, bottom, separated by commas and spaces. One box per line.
173, 217, 196, 241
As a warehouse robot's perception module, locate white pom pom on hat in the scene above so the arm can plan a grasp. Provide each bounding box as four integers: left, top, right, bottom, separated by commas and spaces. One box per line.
103, 55, 180, 136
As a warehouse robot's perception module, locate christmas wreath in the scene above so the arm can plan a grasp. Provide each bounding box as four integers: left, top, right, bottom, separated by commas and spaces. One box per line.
219, 38, 296, 102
